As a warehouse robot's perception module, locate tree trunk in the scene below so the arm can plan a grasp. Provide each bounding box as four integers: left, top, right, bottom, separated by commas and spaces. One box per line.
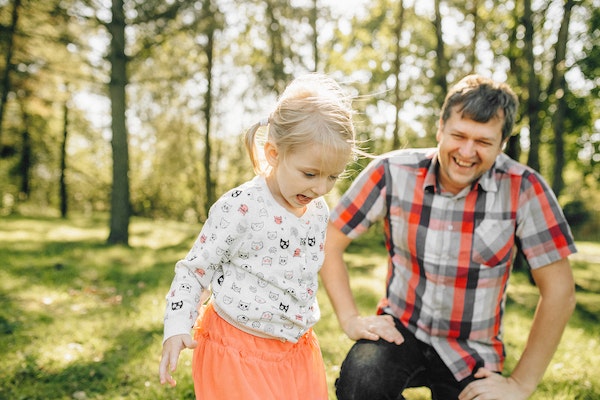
265, 0, 287, 95
469, 0, 479, 72
391, 0, 405, 150
550, 0, 575, 196
433, 0, 448, 106
523, 0, 541, 172
59, 98, 68, 218
0, 0, 21, 150
18, 124, 31, 198
107, 0, 130, 245
310, 0, 318, 72
203, 2, 216, 218
504, 12, 523, 161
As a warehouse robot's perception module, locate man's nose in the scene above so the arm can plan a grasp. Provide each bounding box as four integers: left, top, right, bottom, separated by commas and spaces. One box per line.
459, 140, 476, 157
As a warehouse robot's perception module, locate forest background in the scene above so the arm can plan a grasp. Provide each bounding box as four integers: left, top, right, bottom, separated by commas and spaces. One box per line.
1, 0, 600, 399
0, 0, 599, 241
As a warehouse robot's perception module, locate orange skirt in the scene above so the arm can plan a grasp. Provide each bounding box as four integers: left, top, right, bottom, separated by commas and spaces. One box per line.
192, 303, 328, 400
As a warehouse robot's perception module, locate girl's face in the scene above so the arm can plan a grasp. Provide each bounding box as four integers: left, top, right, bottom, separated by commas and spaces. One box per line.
265, 141, 349, 216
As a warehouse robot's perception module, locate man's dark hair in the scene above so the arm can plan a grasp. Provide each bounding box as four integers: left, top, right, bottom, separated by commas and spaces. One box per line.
441, 75, 519, 141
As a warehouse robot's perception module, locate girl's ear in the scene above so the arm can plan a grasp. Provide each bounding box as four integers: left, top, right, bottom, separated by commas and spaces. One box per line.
264, 141, 279, 167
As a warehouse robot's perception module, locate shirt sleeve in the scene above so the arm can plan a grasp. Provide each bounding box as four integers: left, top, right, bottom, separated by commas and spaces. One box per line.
516, 170, 577, 269
163, 193, 245, 341
330, 157, 389, 238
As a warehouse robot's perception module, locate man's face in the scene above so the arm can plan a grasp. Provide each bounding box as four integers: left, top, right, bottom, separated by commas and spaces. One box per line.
435, 107, 506, 195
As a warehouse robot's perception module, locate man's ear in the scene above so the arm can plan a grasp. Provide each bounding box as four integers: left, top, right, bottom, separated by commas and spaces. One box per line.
264, 141, 279, 167
435, 118, 444, 142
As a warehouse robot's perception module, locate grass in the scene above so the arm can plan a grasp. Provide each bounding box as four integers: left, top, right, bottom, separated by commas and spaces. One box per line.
0, 214, 598, 399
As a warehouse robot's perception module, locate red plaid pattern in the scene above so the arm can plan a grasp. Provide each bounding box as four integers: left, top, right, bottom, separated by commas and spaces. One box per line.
331, 149, 576, 380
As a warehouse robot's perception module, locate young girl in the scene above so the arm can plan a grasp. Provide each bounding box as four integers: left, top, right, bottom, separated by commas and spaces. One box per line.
159, 73, 357, 399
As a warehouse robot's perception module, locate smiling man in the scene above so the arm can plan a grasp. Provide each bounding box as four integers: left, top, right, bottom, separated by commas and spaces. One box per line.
320, 75, 577, 400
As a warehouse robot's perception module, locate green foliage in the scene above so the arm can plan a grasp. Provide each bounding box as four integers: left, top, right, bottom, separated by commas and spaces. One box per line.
0, 214, 598, 399
1, 0, 598, 226
563, 199, 591, 229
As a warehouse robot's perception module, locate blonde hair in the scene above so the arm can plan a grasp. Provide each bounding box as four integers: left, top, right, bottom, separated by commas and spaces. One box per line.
245, 73, 357, 174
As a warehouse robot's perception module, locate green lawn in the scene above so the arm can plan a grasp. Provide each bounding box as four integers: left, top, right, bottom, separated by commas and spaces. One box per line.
0, 214, 598, 399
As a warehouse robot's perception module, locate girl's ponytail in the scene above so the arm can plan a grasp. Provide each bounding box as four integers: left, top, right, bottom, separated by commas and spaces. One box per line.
244, 118, 270, 174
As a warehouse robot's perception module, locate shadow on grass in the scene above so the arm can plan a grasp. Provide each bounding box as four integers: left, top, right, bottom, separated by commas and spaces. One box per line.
2, 325, 196, 400
2, 216, 599, 399
507, 267, 600, 333
3, 238, 185, 293
0, 216, 200, 399
0, 237, 182, 335
571, 301, 600, 328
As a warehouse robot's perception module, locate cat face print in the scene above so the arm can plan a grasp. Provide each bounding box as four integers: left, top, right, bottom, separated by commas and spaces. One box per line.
238, 300, 250, 311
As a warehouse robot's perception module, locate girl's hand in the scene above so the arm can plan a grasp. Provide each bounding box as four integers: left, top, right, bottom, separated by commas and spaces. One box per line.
158, 334, 198, 387
341, 314, 404, 345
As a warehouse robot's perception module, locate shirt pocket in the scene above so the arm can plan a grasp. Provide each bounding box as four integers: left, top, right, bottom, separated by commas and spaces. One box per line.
472, 219, 515, 267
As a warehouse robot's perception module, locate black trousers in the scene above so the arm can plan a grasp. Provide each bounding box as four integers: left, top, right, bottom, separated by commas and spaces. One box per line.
335, 317, 480, 400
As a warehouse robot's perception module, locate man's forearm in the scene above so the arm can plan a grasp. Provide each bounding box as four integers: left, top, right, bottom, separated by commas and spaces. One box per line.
320, 253, 360, 330
509, 260, 576, 394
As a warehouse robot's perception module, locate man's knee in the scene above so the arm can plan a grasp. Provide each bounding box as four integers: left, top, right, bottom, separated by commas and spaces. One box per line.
341, 339, 388, 374
336, 340, 398, 399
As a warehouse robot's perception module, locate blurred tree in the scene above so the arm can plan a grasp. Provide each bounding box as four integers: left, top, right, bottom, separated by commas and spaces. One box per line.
197, 0, 224, 217
238, 0, 314, 94
310, 0, 319, 71
0, 0, 597, 237
0, 0, 20, 151
0, 0, 85, 211
264, 0, 288, 95
433, 0, 448, 104
59, 95, 69, 217
467, 0, 479, 72
548, 0, 575, 196
77, 0, 201, 244
504, 8, 523, 162
524, 0, 542, 172
106, 0, 129, 244
16, 106, 30, 196
391, 0, 406, 150
575, 4, 600, 182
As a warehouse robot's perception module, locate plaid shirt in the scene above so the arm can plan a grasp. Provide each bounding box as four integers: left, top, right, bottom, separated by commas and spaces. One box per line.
331, 148, 576, 381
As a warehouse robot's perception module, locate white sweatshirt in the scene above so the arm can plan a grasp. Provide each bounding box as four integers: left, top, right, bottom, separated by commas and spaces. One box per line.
163, 175, 328, 343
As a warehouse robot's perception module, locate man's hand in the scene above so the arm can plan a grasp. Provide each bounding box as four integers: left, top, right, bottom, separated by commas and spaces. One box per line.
458, 368, 533, 400
158, 334, 198, 387
341, 314, 404, 345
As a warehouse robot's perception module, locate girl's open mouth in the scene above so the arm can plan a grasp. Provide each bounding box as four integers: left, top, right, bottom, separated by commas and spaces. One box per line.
297, 194, 312, 205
